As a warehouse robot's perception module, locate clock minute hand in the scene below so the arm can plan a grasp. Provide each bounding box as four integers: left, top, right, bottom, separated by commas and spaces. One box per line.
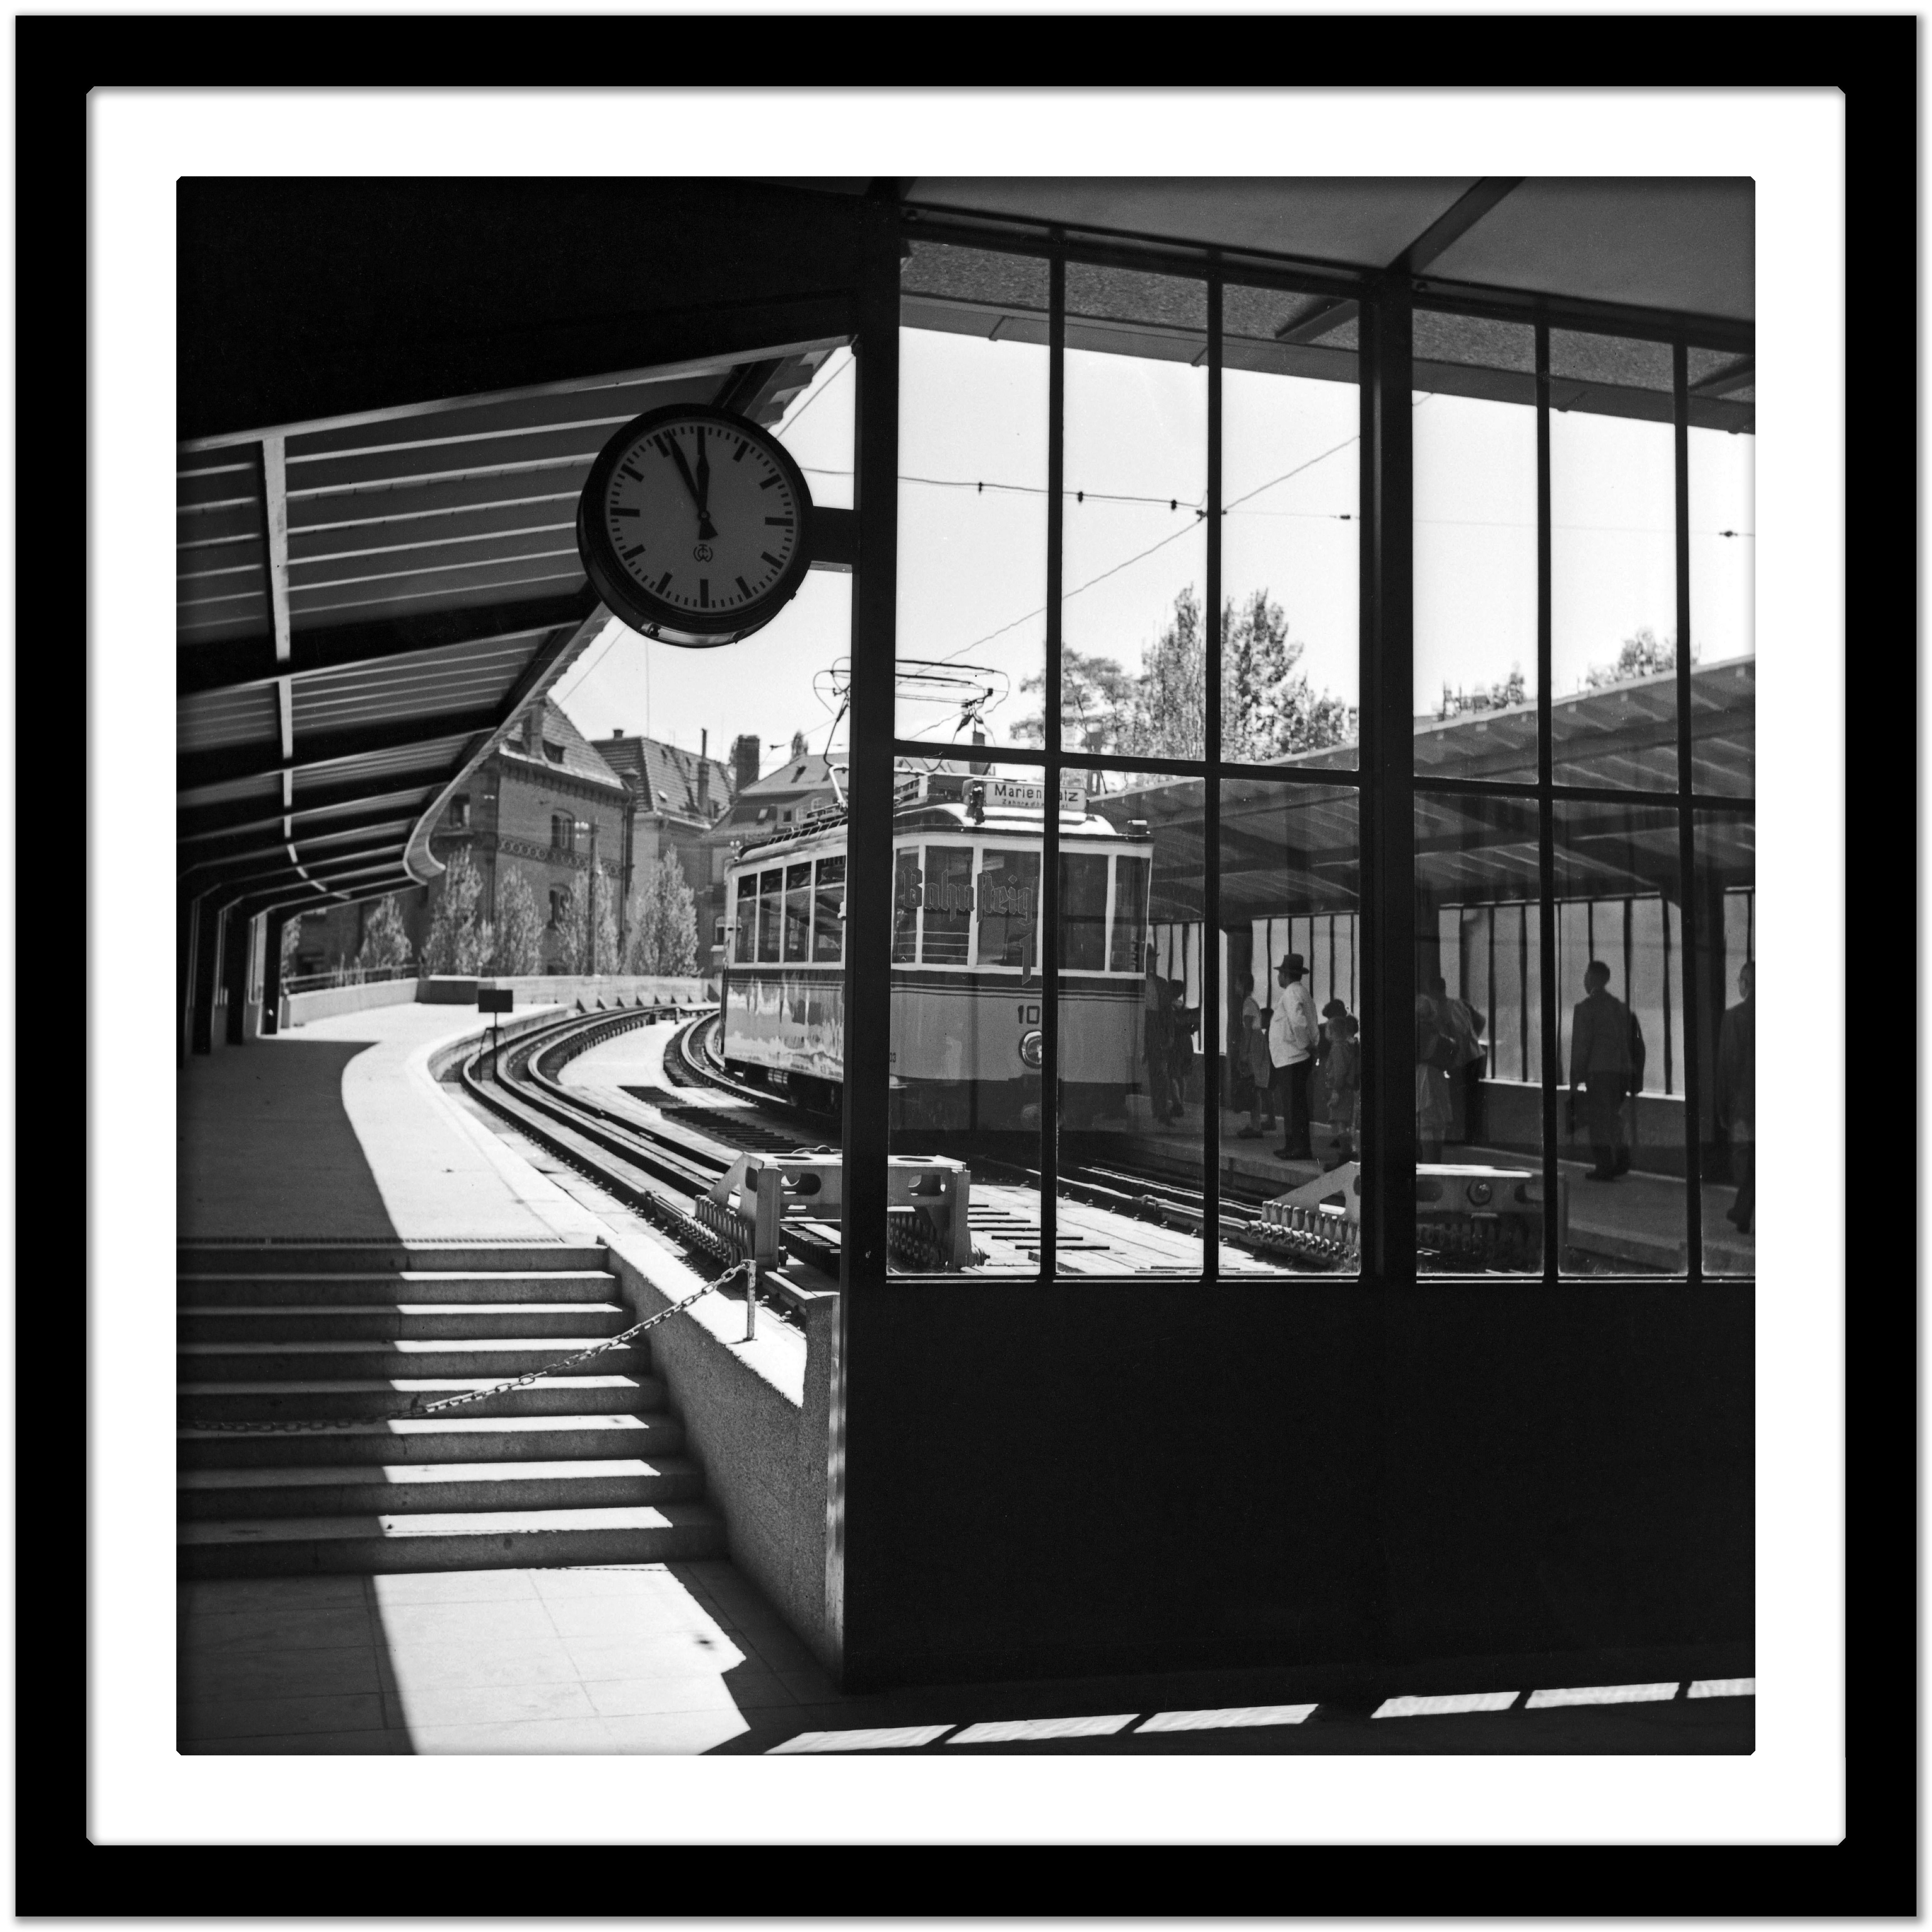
666, 438, 718, 542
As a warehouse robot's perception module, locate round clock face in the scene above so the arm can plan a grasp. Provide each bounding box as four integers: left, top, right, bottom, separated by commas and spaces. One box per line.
576, 404, 814, 648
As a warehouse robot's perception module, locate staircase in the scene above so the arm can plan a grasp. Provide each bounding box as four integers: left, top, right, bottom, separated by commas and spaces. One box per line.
177, 1242, 725, 1578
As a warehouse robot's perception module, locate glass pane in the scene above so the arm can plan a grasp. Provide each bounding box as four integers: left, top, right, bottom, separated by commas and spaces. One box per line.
1551, 403, 1678, 789
1222, 287, 1359, 770
898, 245, 1050, 753
1553, 800, 1686, 1278
1692, 808, 1755, 1274
1688, 424, 1755, 796
1220, 778, 1363, 1276
733, 872, 758, 967
1057, 770, 1205, 1275
1549, 329, 1674, 409
1415, 791, 1545, 1274
756, 867, 783, 963
1413, 318, 1538, 783
887, 760, 1059, 1275
1061, 271, 1208, 758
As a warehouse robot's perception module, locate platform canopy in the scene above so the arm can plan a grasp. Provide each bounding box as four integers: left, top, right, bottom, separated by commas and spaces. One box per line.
176, 349, 833, 917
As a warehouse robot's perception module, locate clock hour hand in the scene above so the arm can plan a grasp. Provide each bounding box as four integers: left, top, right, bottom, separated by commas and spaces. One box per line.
666, 438, 718, 542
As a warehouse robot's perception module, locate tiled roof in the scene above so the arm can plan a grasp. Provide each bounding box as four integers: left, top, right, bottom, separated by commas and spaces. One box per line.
739, 752, 835, 798
499, 698, 627, 793
592, 734, 734, 824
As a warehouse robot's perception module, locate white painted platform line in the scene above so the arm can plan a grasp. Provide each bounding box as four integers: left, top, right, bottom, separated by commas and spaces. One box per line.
1687, 1677, 1756, 1699
767, 1725, 954, 1754
948, 1715, 1137, 1745
1526, 1683, 1679, 1709
1137, 1704, 1319, 1735
1373, 1691, 1519, 1718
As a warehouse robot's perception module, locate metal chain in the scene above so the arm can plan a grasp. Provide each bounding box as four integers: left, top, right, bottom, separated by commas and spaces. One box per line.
180, 1260, 750, 1436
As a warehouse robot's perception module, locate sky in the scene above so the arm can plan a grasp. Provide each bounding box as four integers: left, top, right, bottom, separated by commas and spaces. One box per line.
552, 328, 1754, 777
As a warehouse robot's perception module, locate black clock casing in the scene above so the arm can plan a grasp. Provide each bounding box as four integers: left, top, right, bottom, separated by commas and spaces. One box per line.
576, 403, 815, 648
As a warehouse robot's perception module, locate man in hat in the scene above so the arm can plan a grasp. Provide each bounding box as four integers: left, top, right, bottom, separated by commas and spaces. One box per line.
1268, 952, 1318, 1161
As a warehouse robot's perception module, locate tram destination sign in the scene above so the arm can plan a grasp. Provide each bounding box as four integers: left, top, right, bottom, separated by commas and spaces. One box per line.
980, 776, 1089, 814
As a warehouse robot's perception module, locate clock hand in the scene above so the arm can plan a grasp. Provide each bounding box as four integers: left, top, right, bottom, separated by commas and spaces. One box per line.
666, 438, 719, 542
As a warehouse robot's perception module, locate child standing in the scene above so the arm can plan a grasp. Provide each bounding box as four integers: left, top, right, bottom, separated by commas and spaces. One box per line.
1323, 1009, 1361, 1168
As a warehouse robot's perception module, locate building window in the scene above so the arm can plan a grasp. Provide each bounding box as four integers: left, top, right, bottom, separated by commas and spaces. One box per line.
449, 794, 470, 829
543, 740, 565, 765
551, 814, 574, 855
548, 888, 566, 930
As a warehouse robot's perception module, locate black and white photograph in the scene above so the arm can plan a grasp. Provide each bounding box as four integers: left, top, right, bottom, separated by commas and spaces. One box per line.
63, 53, 1874, 1873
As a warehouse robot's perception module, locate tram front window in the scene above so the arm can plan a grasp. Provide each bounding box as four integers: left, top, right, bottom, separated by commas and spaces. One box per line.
892, 851, 920, 963
756, 869, 783, 964
734, 874, 757, 966
975, 850, 1040, 968
783, 863, 812, 963
921, 846, 974, 965
812, 857, 845, 963
1059, 852, 1109, 972
1110, 855, 1149, 972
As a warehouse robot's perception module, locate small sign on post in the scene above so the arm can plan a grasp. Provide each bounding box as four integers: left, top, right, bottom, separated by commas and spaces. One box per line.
478, 987, 513, 1080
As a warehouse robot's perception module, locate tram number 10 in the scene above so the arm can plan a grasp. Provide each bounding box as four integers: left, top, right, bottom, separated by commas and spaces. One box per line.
1015, 1005, 1040, 1026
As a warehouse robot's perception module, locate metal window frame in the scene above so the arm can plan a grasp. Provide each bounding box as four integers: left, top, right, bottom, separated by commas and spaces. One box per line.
863, 217, 1753, 1296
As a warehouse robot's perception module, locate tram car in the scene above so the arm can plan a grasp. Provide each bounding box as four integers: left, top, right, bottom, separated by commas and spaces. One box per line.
720, 767, 1155, 1130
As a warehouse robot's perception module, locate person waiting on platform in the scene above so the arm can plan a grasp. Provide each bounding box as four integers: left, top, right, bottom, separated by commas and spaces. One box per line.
1567, 959, 1646, 1181
1143, 957, 1176, 1125
1166, 981, 1197, 1123
1319, 1003, 1360, 1168
1430, 974, 1484, 1145
1415, 986, 1457, 1163
1715, 959, 1755, 1235
1268, 952, 1317, 1162
1234, 971, 1276, 1140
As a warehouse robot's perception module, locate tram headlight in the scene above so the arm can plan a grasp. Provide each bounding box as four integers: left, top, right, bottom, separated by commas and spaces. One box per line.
1466, 1179, 1493, 1207
1018, 1029, 1044, 1070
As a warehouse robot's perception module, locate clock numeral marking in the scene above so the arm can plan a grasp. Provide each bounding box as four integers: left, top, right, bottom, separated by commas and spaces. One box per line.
736, 576, 752, 599
760, 551, 783, 569
698, 580, 710, 608
656, 438, 672, 458
612, 507, 640, 518
623, 544, 645, 560
655, 571, 673, 593
765, 516, 793, 526
733, 439, 748, 461
620, 464, 643, 483
759, 475, 781, 490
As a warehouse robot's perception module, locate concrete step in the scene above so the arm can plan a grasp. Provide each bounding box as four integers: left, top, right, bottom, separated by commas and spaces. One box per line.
177, 1338, 639, 1382
177, 1244, 610, 1276
176, 1500, 727, 1577
176, 1374, 661, 1423
177, 1410, 685, 1469
177, 1456, 707, 1518
177, 1271, 621, 1307
177, 1304, 635, 1343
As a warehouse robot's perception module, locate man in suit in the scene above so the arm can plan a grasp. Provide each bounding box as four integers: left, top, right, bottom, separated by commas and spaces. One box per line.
1715, 960, 1755, 1234
1568, 959, 1642, 1181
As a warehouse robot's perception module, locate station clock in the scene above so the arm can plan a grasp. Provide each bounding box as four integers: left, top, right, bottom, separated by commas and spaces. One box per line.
576, 404, 815, 648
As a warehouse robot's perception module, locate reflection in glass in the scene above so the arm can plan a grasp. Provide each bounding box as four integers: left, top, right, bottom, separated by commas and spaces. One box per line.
811, 857, 845, 962
1550, 408, 1678, 788
783, 862, 811, 962
1553, 801, 1684, 1277
1688, 426, 1755, 796
898, 246, 1050, 751
1218, 780, 1362, 1276
1415, 791, 1544, 1274
1222, 300, 1360, 769
1060, 271, 1208, 758
1413, 346, 1539, 782
1692, 809, 1755, 1275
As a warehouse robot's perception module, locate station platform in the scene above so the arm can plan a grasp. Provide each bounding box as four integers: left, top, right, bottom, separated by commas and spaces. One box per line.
176, 1005, 1750, 1755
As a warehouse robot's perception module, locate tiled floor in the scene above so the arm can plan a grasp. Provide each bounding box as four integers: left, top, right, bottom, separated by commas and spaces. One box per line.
179, 1559, 1754, 1757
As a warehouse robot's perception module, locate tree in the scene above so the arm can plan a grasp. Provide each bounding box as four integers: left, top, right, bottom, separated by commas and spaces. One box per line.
422, 848, 494, 974
356, 895, 414, 973
278, 915, 305, 982
1015, 586, 1353, 762
1585, 625, 1680, 689
549, 861, 619, 974
490, 869, 543, 976
626, 852, 701, 976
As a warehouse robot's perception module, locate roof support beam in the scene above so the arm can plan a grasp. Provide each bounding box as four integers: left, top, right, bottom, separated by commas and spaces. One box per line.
1690, 356, 1754, 398
179, 706, 503, 794
187, 848, 408, 895
178, 808, 419, 872
177, 588, 601, 699
178, 779, 433, 844
1391, 177, 1523, 276
260, 436, 295, 761
1274, 298, 1359, 347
